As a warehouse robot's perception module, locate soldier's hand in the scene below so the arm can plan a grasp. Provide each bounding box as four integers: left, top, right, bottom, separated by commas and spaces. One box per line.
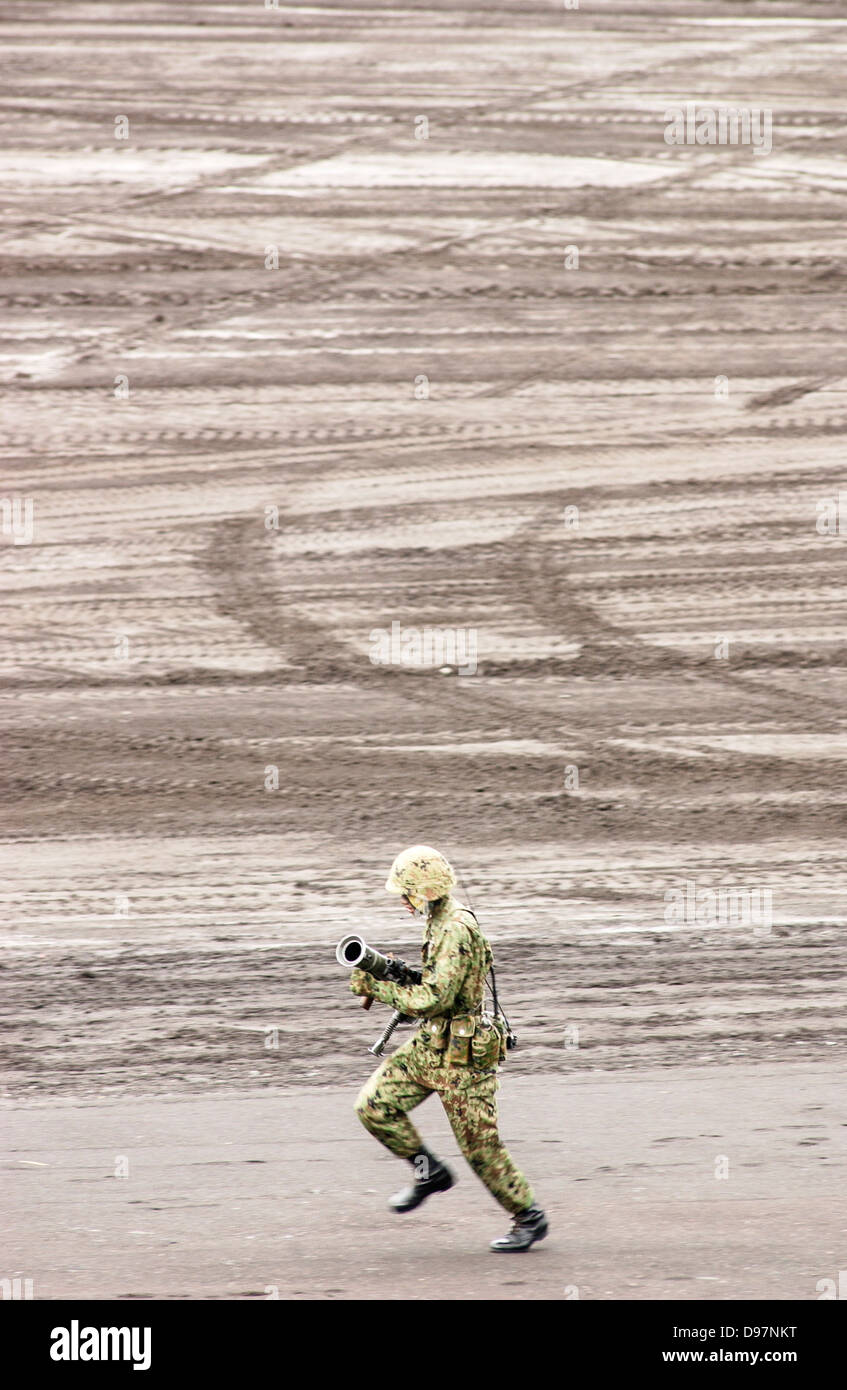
349, 968, 373, 998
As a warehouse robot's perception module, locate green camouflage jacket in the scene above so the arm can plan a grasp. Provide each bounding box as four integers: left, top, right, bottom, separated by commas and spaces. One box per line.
362, 896, 493, 1019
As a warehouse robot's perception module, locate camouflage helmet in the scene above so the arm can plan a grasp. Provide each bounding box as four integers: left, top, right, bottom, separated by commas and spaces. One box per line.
385, 844, 456, 901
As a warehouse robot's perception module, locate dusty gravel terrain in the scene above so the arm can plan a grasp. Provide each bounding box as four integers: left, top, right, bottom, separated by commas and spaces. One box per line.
2, 0, 847, 1301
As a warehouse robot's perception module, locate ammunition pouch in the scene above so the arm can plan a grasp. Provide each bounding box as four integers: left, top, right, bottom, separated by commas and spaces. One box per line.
472, 1014, 505, 1069
447, 1014, 476, 1066
422, 1012, 505, 1069
426, 1017, 450, 1052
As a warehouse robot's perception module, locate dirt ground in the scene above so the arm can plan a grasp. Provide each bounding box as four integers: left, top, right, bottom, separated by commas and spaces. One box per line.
2, 0, 847, 1302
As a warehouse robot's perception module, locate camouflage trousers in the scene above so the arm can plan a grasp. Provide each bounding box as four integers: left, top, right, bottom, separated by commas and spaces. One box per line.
355, 1032, 533, 1216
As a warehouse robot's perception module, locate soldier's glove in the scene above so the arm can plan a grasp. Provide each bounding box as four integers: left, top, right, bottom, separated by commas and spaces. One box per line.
349, 968, 374, 999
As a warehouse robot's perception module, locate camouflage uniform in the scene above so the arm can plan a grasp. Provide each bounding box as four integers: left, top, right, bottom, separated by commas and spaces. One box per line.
353, 896, 534, 1216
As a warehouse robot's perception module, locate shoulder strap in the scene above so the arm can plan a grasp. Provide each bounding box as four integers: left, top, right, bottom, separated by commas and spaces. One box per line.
463, 907, 515, 1045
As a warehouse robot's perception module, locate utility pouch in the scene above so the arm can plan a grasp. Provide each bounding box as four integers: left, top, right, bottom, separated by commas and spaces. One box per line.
447, 1014, 476, 1066
427, 1017, 450, 1052
493, 1014, 509, 1062
470, 1014, 502, 1070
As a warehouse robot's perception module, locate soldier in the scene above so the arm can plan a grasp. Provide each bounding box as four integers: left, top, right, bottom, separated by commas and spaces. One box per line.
351, 844, 548, 1253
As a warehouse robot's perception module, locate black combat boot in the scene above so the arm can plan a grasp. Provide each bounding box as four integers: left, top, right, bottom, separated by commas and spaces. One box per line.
489, 1205, 548, 1251
389, 1151, 455, 1213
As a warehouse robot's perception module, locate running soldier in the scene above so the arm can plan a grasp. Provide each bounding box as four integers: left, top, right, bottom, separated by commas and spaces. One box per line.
351, 845, 548, 1252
